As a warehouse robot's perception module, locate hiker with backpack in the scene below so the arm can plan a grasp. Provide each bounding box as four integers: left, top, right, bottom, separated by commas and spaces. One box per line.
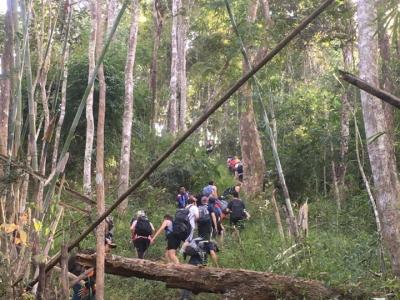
180, 196, 200, 253
151, 214, 180, 263
228, 156, 240, 174
227, 191, 250, 228
176, 186, 189, 209
202, 181, 218, 198
222, 183, 241, 200
235, 162, 244, 182
180, 237, 220, 300
197, 196, 217, 240
210, 196, 225, 242
131, 210, 155, 259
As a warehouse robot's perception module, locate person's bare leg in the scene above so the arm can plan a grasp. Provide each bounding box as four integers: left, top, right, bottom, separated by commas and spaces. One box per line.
168, 250, 179, 264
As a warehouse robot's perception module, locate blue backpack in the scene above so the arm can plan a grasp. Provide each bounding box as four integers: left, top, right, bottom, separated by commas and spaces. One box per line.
202, 185, 213, 197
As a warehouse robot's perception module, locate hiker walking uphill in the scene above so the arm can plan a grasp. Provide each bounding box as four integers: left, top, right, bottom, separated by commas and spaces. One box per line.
227, 191, 250, 228
202, 181, 218, 198
197, 196, 211, 240
151, 215, 180, 263
176, 186, 189, 208
180, 238, 220, 300
151, 206, 193, 263
131, 211, 155, 259
181, 196, 199, 250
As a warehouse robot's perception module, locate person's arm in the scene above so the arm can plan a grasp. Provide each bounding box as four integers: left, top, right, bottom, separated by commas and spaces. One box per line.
150, 223, 155, 235
209, 250, 219, 268
130, 221, 136, 236
227, 201, 232, 213
194, 207, 199, 221
151, 220, 167, 244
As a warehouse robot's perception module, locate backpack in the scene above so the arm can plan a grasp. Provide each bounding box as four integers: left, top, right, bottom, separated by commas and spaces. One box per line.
135, 217, 152, 237
202, 185, 214, 197
172, 208, 191, 241
198, 205, 210, 224
216, 199, 228, 211
184, 238, 207, 264
230, 199, 245, 219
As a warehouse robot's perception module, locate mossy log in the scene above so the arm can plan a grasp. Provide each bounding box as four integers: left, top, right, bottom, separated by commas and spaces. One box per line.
76, 253, 371, 299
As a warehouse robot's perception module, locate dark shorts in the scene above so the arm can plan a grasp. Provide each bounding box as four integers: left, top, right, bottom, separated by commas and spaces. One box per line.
133, 238, 150, 255
230, 217, 244, 227
166, 233, 181, 250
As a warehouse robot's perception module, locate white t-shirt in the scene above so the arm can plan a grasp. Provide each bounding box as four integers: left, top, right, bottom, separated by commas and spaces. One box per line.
187, 204, 199, 229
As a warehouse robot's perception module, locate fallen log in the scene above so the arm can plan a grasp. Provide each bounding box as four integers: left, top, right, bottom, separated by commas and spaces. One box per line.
76, 253, 371, 299
339, 70, 400, 109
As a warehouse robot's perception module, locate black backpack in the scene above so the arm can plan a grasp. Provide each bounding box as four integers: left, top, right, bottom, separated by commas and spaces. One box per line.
172, 208, 191, 241
230, 199, 245, 219
198, 205, 210, 224
135, 217, 152, 236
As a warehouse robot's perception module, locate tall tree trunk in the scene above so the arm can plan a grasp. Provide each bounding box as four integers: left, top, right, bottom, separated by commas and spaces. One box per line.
95, 0, 107, 297
239, 0, 266, 195
377, 0, 395, 141
84, 0, 97, 198
149, 0, 164, 129
0, 5, 11, 159
107, 0, 118, 34
52, 46, 69, 172
336, 41, 353, 193
177, 0, 188, 131
357, 0, 400, 276
118, 0, 140, 213
168, 0, 178, 134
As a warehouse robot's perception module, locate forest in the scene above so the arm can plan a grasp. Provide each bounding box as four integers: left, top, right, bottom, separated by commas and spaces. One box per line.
1, 0, 400, 299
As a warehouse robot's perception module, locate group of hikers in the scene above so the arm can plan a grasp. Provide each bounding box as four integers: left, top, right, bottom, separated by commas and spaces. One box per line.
130, 181, 250, 266
129, 181, 249, 299
71, 157, 249, 299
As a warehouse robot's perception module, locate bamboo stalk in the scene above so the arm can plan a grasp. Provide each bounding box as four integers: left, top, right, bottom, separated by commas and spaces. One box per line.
23, 0, 335, 289
353, 112, 386, 273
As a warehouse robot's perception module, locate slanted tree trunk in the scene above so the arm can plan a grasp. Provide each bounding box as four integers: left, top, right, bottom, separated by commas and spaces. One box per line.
149, 0, 164, 129
95, 0, 107, 297
76, 253, 370, 299
168, 0, 179, 134
83, 0, 97, 198
117, 0, 140, 213
357, 0, 400, 275
239, 0, 266, 196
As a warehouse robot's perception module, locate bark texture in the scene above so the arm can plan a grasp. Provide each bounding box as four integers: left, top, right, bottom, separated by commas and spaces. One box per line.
149, 0, 164, 128
239, 0, 266, 195
0, 5, 12, 158
118, 0, 140, 213
95, 0, 107, 298
357, 0, 400, 276
337, 42, 353, 191
76, 253, 369, 300
177, 0, 188, 131
168, 0, 179, 134
83, 0, 98, 198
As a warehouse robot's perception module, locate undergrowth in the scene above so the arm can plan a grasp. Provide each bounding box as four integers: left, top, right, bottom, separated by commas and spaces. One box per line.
54, 161, 400, 299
